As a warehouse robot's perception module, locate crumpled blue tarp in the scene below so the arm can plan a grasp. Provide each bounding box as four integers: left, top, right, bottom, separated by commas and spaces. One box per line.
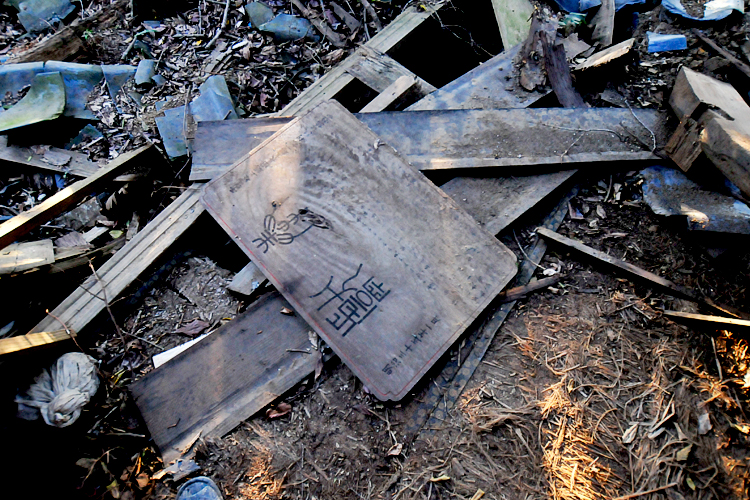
661, 0, 743, 20
553, 0, 740, 19
15, 0, 75, 33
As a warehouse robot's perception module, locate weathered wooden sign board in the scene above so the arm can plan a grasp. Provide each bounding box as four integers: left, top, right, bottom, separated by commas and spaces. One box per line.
201, 101, 517, 401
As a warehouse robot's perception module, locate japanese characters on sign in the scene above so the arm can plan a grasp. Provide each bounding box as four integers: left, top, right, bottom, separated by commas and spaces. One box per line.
309, 263, 391, 337
253, 209, 331, 253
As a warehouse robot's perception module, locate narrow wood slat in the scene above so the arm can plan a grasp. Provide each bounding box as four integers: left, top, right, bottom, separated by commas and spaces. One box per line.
359, 75, 417, 112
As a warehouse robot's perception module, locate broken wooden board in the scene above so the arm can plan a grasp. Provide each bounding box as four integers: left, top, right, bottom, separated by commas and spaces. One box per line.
541, 33, 586, 108
536, 227, 741, 318
439, 171, 577, 236
407, 43, 546, 111
574, 38, 635, 71
491, 0, 533, 49
201, 101, 517, 401
27, 186, 204, 345
590, 0, 615, 47
190, 108, 663, 181
0, 329, 69, 355
228, 261, 268, 295
278, 3, 443, 117
668, 67, 750, 198
0, 239, 54, 274
130, 292, 318, 464
0, 137, 140, 181
0, 145, 154, 250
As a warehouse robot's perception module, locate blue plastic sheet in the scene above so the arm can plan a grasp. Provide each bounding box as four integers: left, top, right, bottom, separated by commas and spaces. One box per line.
0, 72, 65, 132
647, 32, 687, 52
553, 0, 645, 13
661, 0, 742, 20
45, 61, 103, 119
16, 0, 74, 33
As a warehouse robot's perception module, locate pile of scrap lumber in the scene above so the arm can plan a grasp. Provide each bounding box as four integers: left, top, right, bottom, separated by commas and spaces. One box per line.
5, 0, 750, 483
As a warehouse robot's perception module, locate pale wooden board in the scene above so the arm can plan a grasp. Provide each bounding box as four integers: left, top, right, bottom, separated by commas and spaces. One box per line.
359, 75, 417, 113
228, 261, 268, 295
201, 101, 517, 401
440, 172, 577, 236
492, 0, 533, 48
130, 292, 318, 463
190, 108, 662, 181
0, 239, 54, 274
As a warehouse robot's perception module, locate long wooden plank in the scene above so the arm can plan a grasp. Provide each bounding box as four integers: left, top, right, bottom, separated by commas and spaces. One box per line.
0, 145, 153, 250
491, 0, 533, 48
0, 330, 70, 355
663, 310, 750, 332
536, 227, 740, 318
130, 292, 318, 463
201, 101, 517, 401
190, 108, 662, 180
28, 186, 204, 339
345, 46, 436, 95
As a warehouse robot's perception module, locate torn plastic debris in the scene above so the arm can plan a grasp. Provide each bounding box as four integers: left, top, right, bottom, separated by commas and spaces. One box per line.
155, 76, 238, 157
647, 32, 687, 52
45, 61, 104, 119
102, 65, 137, 112
15, 0, 75, 33
0, 62, 44, 97
0, 71, 65, 132
245, 1, 275, 28
551, 0, 645, 13
661, 0, 743, 20
134, 59, 157, 87
641, 166, 750, 234
67, 123, 104, 148
259, 13, 321, 42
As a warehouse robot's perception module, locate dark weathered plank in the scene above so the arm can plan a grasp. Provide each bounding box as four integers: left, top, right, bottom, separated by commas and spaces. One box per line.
0, 145, 154, 250
190, 108, 663, 181
541, 32, 586, 108
536, 227, 741, 318
130, 292, 319, 463
407, 44, 546, 111
201, 101, 517, 401
497, 275, 561, 303
439, 172, 577, 236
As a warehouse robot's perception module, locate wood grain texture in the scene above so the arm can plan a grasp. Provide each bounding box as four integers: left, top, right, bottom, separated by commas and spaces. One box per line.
574, 38, 634, 71
130, 292, 318, 463
541, 33, 586, 108
201, 101, 517, 401
190, 108, 662, 180
359, 75, 417, 113
669, 67, 750, 197
0, 145, 153, 250
345, 46, 436, 96
29, 186, 204, 339
491, 0, 533, 48
407, 44, 546, 111
0, 239, 54, 274
590, 0, 615, 47
0, 329, 69, 355
663, 310, 750, 332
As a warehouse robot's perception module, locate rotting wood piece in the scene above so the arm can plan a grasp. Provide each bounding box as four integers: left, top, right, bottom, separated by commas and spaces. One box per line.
541, 32, 586, 108
668, 67, 750, 197
573, 38, 635, 71
130, 292, 319, 464
26, 186, 204, 346
201, 101, 518, 401
0, 145, 155, 251
535, 227, 743, 318
0, 239, 54, 274
497, 275, 562, 303
9, 0, 129, 63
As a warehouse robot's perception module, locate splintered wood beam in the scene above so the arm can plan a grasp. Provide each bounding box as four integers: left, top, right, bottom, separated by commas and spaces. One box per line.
24, 186, 204, 348
535, 227, 742, 318
497, 275, 561, 303
541, 32, 586, 109
0, 145, 154, 251
359, 75, 417, 112
663, 310, 750, 332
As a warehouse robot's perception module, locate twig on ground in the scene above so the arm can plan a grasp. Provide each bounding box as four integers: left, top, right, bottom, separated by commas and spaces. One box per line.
205, 0, 230, 50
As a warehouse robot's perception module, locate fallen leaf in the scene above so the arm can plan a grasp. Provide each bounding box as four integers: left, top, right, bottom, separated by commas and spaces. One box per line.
266, 402, 292, 419
675, 444, 692, 462
698, 412, 712, 435
686, 476, 696, 490
429, 475, 451, 482
622, 423, 638, 444
135, 472, 150, 489
280, 307, 294, 316
386, 443, 403, 456
175, 319, 209, 336
76, 458, 97, 469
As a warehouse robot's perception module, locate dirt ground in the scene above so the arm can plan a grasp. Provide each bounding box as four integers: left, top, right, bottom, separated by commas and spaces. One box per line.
2, 1, 750, 500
